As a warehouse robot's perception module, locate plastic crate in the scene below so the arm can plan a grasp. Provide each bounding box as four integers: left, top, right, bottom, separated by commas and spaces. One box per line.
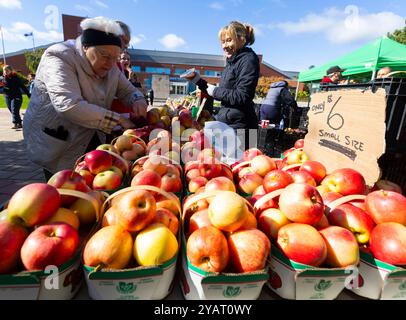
320, 78, 406, 153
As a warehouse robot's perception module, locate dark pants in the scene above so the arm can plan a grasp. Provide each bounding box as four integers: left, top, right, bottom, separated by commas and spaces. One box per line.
4, 96, 22, 125
43, 133, 102, 182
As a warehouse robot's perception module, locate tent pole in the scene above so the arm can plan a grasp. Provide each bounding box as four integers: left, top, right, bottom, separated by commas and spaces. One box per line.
295, 81, 300, 100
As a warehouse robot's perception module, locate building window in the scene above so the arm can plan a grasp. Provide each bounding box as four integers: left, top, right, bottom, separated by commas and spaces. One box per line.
145, 67, 171, 75
204, 70, 221, 77
132, 66, 141, 72
174, 68, 187, 75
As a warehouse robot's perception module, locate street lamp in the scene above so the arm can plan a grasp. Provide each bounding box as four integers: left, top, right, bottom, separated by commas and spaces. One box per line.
24, 32, 36, 52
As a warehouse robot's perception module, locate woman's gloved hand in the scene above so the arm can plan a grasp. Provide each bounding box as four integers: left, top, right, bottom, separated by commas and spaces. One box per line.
118, 115, 135, 129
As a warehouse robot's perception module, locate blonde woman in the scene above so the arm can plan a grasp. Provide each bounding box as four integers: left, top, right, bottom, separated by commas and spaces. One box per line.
184, 21, 260, 130
23, 16, 148, 179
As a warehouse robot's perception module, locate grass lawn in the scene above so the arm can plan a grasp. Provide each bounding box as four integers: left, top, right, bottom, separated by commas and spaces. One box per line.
0, 95, 30, 110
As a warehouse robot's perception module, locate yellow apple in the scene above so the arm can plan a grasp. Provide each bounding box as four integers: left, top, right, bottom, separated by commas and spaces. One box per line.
41, 207, 80, 230
134, 223, 178, 266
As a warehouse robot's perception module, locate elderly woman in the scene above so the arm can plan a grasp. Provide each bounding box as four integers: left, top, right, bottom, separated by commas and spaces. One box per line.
23, 17, 147, 179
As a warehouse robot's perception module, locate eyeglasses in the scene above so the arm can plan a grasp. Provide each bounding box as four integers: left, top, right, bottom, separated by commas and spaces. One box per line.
94, 47, 120, 63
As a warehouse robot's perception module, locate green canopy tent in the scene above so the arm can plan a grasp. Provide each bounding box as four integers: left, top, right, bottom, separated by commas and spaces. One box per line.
297, 36, 406, 85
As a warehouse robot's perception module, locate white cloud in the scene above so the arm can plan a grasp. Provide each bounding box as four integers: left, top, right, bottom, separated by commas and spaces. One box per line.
209, 2, 224, 10
92, 0, 109, 9
0, 0, 21, 9
130, 34, 146, 47
253, 24, 266, 37
74, 4, 93, 15
276, 6, 405, 44
2, 22, 63, 44
159, 34, 186, 50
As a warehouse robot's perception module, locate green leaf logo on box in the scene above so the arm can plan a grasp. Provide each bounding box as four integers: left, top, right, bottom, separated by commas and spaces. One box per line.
116, 282, 137, 294
399, 281, 406, 291
223, 286, 241, 298
314, 280, 333, 292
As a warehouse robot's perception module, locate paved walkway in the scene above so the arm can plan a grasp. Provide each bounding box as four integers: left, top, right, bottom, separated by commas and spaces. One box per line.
0, 109, 44, 206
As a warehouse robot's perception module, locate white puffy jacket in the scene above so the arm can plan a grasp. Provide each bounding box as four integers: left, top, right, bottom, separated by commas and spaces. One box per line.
23, 38, 140, 173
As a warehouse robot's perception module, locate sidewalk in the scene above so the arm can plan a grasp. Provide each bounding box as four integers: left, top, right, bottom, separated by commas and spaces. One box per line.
0, 109, 44, 205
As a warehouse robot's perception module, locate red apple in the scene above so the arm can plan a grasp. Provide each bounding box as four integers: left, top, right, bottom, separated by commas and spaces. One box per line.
114, 190, 156, 232
131, 169, 162, 189
250, 155, 276, 177
152, 208, 179, 235
319, 226, 360, 267
258, 208, 290, 239
263, 170, 294, 193
248, 194, 277, 215
286, 149, 309, 165
365, 190, 406, 225
84, 150, 113, 175
161, 172, 182, 193
48, 170, 90, 206
294, 139, 304, 149
238, 172, 263, 195
243, 148, 263, 162
92, 170, 122, 191
289, 171, 317, 187
186, 226, 229, 273
328, 203, 376, 244
321, 168, 366, 196
228, 229, 271, 273
188, 176, 208, 193
312, 214, 330, 230
0, 221, 29, 273
188, 209, 212, 235
77, 168, 94, 188
299, 160, 327, 184
143, 156, 168, 176
369, 222, 406, 265
83, 225, 133, 269
277, 223, 327, 267
208, 191, 249, 232
198, 161, 222, 180
7, 183, 61, 227
21, 223, 79, 271
279, 183, 324, 225
205, 177, 236, 193
186, 168, 201, 182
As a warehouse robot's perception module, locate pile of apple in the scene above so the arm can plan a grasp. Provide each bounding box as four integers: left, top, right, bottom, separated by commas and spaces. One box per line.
84, 188, 180, 270
74, 149, 129, 191
145, 130, 182, 164
0, 183, 103, 274
106, 131, 147, 162
238, 139, 406, 269
184, 191, 270, 274
130, 155, 183, 194
185, 148, 234, 194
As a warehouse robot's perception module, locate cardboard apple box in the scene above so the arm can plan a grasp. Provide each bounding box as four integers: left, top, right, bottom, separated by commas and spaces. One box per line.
180, 191, 269, 300
0, 189, 100, 300
349, 249, 406, 300
268, 245, 357, 300
83, 186, 181, 300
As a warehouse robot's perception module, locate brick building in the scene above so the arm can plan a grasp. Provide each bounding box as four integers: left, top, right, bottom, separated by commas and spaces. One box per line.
3, 14, 300, 96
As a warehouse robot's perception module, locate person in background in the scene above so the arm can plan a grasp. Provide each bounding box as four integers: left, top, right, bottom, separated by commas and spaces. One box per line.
148, 89, 154, 106
2, 65, 31, 129
376, 67, 392, 79
119, 50, 131, 79
27, 73, 36, 94
320, 66, 345, 85
183, 21, 259, 131
260, 80, 298, 128
23, 17, 147, 180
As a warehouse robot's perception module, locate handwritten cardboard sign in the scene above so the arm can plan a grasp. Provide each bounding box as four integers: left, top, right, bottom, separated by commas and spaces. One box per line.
304, 88, 387, 186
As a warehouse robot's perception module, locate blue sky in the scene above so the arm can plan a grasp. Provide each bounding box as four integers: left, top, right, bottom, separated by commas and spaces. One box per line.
0, 0, 405, 72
